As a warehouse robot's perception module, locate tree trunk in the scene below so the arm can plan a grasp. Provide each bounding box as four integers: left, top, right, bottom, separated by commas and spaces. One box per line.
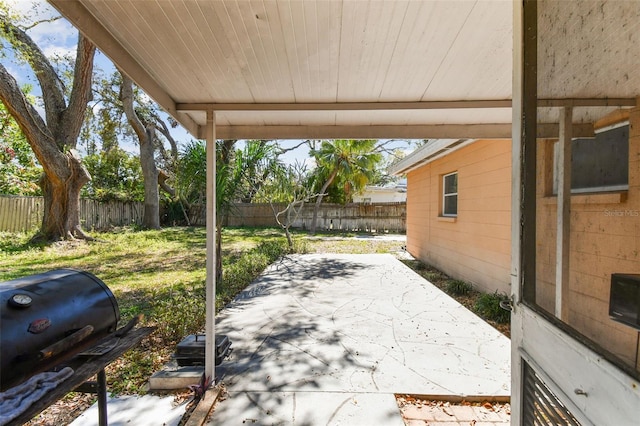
140, 126, 161, 229
284, 226, 293, 252
120, 72, 160, 229
310, 168, 338, 234
36, 152, 92, 241
0, 21, 95, 242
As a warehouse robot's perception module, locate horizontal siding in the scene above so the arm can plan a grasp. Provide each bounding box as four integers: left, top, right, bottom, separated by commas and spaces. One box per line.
405, 139, 512, 295
535, 106, 640, 370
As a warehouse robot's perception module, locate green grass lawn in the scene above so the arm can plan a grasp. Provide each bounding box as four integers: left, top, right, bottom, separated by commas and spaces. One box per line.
1, 226, 404, 394
2, 225, 511, 426
0, 226, 298, 393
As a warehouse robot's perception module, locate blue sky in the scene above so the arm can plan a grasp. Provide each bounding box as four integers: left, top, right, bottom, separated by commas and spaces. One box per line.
4, 0, 417, 168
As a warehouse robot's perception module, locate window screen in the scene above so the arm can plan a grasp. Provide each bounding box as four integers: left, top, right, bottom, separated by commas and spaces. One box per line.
443, 172, 458, 216
553, 124, 629, 194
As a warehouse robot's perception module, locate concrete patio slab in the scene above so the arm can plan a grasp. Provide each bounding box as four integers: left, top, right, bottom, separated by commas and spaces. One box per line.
69, 394, 187, 426
218, 391, 403, 426
209, 254, 510, 425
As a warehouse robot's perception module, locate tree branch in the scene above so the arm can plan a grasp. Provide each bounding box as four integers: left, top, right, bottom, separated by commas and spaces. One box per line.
0, 62, 63, 176
0, 15, 66, 132
61, 33, 95, 148
276, 140, 308, 155
119, 71, 146, 141
22, 16, 62, 31
152, 113, 179, 162
158, 169, 175, 197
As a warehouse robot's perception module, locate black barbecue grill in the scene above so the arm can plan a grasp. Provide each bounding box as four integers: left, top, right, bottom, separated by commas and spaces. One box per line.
0, 269, 121, 391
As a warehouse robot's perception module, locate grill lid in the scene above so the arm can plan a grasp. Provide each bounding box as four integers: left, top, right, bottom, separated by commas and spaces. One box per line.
1, 269, 120, 390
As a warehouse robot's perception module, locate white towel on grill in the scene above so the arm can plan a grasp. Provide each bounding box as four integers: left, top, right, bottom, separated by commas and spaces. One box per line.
0, 367, 74, 426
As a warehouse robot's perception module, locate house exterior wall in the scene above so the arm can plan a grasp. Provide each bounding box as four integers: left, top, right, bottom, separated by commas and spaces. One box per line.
352, 187, 407, 203
406, 139, 512, 295
535, 107, 640, 371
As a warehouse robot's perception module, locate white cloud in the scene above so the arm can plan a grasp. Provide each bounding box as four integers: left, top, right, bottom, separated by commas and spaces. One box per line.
42, 43, 77, 60
6, 0, 78, 60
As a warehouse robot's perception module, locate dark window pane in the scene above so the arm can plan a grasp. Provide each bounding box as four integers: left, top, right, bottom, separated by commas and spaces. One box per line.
444, 195, 457, 216
572, 125, 628, 191
444, 173, 458, 194
554, 125, 629, 194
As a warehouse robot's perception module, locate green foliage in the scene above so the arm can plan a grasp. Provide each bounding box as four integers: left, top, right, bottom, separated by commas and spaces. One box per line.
82, 148, 144, 201
152, 283, 206, 342
474, 291, 511, 324
216, 143, 241, 218
446, 279, 473, 296
310, 140, 383, 203
175, 139, 207, 205
291, 238, 310, 254
254, 160, 310, 203
235, 141, 284, 203
0, 89, 42, 195
217, 239, 289, 308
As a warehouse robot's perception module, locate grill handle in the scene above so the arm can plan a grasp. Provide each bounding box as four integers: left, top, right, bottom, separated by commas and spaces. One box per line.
40, 325, 94, 360
115, 314, 142, 337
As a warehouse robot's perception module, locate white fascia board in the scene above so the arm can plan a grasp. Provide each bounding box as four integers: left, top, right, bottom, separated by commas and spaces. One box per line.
388, 139, 477, 176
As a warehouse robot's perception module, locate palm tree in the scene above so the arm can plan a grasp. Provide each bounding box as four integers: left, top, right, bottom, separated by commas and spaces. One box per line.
176, 140, 284, 280
309, 140, 382, 233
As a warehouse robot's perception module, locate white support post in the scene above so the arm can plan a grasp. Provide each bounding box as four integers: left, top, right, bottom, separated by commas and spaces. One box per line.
511, 1, 538, 423
555, 107, 572, 321
205, 110, 216, 381
510, 2, 525, 424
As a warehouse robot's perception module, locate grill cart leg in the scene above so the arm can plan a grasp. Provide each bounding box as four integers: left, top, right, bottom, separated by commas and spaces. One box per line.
97, 369, 107, 426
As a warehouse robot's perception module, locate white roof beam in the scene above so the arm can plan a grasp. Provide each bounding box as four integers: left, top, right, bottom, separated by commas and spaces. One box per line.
178, 98, 636, 112
214, 122, 593, 141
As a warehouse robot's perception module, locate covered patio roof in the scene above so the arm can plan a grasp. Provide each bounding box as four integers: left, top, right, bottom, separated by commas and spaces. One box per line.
49, 0, 518, 140
50, 1, 637, 140
48, 1, 640, 412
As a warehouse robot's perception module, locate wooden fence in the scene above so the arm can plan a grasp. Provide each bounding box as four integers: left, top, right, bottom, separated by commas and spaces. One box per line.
1, 196, 406, 233
0, 196, 144, 233
188, 202, 407, 233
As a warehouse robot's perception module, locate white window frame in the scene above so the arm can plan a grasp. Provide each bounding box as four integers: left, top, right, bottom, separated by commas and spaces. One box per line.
442, 172, 458, 217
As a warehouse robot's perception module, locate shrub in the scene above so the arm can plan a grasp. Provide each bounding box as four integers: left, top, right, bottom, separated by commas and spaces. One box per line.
217, 239, 290, 309
446, 279, 472, 296
292, 238, 310, 254
474, 291, 511, 324
152, 284, 206, 343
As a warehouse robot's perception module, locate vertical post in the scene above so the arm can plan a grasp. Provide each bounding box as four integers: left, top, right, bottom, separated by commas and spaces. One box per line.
205, 110, 216, 382
555, 107, 572, 321
97, 369, 107, 426
521, 0, 538, 305
511, 1, 537, 424
510, 3, 524, 424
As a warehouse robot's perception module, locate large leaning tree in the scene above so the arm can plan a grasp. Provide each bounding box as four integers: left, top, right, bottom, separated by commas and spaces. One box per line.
80, 69, 179, 226
0, 10, 95, 241
120, 72, 167, 229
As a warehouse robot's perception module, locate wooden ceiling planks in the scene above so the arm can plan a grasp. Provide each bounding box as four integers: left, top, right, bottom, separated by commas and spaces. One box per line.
422, 1, 513, 101
55, 0, 519, 139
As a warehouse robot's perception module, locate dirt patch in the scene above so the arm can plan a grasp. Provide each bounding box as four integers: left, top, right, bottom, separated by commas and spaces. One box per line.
396, 395, 511, 425
399, 259, 511, 339
25, 393, 94, 426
